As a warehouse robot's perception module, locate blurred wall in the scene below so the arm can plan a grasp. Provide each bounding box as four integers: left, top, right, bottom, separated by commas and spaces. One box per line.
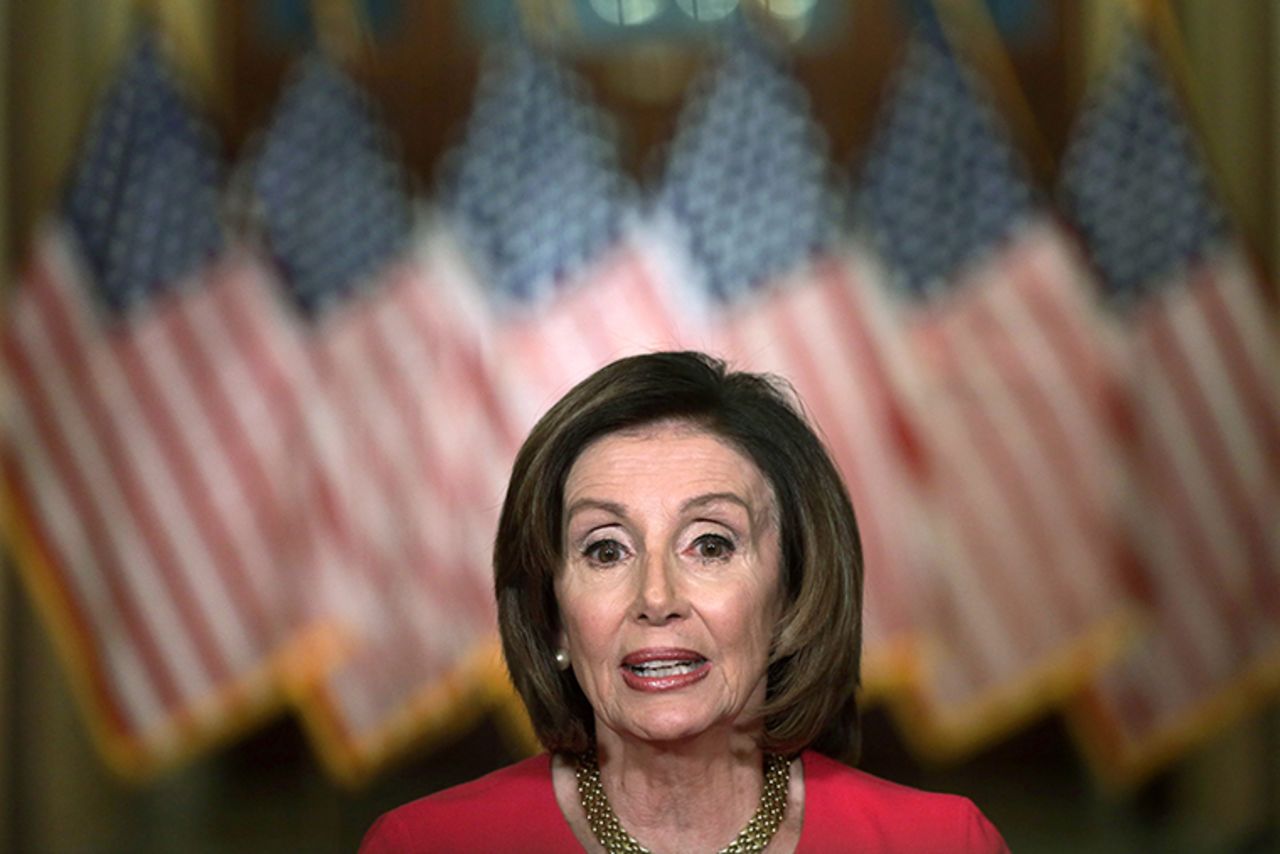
6, 5, 100, 850
0, 0, 10, 841
2, 2, 1278, 852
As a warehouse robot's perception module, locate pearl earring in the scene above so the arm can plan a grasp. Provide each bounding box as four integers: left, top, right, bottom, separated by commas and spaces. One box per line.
554, 649, 571, 671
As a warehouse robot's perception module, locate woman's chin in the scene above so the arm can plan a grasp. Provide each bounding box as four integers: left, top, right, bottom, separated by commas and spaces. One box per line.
604, 705, 746, 748
595, 684, 767, 749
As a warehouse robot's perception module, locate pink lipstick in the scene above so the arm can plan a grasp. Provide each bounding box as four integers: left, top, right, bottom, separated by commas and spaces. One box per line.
620, 648, 710, 692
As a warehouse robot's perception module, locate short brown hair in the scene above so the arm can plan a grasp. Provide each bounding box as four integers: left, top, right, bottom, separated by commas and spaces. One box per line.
495, 351, 862, 760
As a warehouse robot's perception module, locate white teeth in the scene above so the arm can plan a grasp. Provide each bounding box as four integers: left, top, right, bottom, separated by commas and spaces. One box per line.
628, 660, 703, 677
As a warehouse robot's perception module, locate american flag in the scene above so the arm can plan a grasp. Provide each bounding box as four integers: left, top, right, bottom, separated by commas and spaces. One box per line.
1059, 30, 1280, 786
2, 34, 308, 776
855, 26, 1135, 758
437, 36, 683, 447
251, 55, 505, 783
429, 36, 687, 748
654, 20, 930, 700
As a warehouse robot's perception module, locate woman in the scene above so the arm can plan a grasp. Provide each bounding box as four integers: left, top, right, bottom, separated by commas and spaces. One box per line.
362, 352, 1008, 853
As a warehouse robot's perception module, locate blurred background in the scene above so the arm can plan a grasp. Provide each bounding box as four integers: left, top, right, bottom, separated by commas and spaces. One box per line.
3, 0, 1279, 851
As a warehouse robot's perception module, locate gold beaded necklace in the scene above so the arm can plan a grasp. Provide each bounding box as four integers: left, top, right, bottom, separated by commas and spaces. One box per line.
574, 750, 791, 854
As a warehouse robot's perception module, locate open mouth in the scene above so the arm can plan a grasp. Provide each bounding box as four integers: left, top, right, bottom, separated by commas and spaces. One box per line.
619, 649, 711, 691
624, 658, 708, 678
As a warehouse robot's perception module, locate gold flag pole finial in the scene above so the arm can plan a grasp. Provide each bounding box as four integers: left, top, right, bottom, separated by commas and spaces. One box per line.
516, 0, 580, 46
310, 0, 371, 65
127, 0, 220, 108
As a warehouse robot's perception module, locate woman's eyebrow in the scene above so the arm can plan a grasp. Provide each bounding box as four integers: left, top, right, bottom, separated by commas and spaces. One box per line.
683, 491, 778, 534
680, 492, 751, 515
564, 498, 628, 522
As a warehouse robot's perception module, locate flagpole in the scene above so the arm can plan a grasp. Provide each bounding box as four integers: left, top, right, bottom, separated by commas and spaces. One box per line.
1130, 0, 1196, 99
927, 0, 1057, 184
1130, 0, 1273, 286
1125, 0, 1221, 164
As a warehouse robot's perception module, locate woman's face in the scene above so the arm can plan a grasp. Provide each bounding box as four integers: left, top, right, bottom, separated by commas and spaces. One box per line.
555, 423, 782, 746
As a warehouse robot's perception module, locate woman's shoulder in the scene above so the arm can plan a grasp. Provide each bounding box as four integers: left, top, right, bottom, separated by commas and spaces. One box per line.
359, 753, 579, 854
800, 751, 1009, 854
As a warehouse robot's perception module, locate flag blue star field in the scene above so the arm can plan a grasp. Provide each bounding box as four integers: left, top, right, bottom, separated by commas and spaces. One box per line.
437, 37, 682, 439
64, 37, 223, 313
657, 19, 839, 304
653, 19, 931, 699
854, 27, 1134, 758
254, 55, 412, 317
2, 32, 311, 777
1058, 29, 1280, 787
445, 38, 626, 307
251, 55, 507, 783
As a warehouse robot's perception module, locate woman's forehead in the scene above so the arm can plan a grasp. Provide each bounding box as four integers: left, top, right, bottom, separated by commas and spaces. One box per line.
570, 422, 752, 477
563, 422, 778, 523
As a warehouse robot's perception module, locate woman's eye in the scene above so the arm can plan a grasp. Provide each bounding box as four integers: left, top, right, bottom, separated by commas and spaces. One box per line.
584, 539, 627, 565
692, 534, 735, 561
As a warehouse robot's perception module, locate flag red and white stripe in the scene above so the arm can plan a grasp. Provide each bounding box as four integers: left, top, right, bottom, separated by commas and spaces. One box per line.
1055, 24, 1280, 784
3, 227, 315, 772
1070, 248, 1280, 784
710, 249, 933, 698
283, 237, 517, 781
470, 227, 688, 443
887, 222, 1135, 755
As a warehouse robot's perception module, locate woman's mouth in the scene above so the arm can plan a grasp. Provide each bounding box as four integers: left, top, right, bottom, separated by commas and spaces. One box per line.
626, 660, 704, 677
620, 649, 710, 692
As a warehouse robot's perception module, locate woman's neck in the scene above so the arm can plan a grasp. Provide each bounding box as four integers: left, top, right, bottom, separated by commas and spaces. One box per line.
601, 729, 763, 850
551, 724, 806, 854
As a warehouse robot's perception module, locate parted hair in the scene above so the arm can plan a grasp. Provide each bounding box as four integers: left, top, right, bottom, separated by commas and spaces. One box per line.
494, 351, 863, 761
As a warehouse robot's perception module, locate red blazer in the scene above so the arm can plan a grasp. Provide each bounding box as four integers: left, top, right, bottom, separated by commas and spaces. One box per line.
361, 750, 1009, 853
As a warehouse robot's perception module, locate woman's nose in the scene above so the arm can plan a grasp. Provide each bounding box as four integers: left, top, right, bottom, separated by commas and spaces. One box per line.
633, 551, 685, 625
